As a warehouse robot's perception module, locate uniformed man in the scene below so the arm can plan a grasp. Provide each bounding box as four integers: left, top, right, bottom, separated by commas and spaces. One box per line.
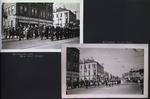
45, 26, 49, 39
18, 24, 23, 41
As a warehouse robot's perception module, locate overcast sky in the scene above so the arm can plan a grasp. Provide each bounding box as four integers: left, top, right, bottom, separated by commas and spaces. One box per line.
79, 48, 144, 77
53, 3, 80, 19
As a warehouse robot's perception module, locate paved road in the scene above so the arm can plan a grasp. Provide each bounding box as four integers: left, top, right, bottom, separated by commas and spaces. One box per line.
2, 37, 79, 49
67, 83, 143, 95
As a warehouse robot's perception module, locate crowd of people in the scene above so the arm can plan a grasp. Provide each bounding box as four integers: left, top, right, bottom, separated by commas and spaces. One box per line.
67, 79, 121, 90
3, 24, 79, 41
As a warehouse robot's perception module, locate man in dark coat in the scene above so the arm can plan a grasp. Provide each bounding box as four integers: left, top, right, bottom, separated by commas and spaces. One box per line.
50, 26, 54, 41
45, 26, 49, 39
55, 26, 60, 40
18, 25, 23, 41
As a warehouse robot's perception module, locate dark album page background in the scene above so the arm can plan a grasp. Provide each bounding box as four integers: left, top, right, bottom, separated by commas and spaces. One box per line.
1, 53, 61, 99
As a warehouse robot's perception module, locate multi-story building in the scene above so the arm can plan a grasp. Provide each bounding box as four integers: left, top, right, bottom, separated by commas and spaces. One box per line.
66, 48, 80, 88
79, 58, 104, 81
53, 7, 77, 28
2, 3, 53, 28
104, 71, 109, 80
122, 68, 144, 82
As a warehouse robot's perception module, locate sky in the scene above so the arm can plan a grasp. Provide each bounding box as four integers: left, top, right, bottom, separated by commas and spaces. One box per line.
53, 3, 80, 19
79, 48, 144, 77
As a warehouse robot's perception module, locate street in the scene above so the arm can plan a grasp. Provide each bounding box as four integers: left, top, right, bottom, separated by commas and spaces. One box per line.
67, 83, 143, 95
2, 37, 79, 49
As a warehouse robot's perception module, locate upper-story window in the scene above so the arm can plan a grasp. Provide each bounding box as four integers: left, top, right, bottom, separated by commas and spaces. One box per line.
89, 70, 90, 75
56, 14, 58, 18
24, 6, 27, 12
7, 8, 10, 15
93, 64, 95, 68
41, 11, 43, 17
49, 4, 51, 8
20, 6, 23, 13
94, 70, 96, 75
60, 13, 62, 17
43, 11, 45, 18
89, 64, 90, 69
84, 65, 87, 72
32, 8, 34, 15
65, 12, 68, 18
11, 6, 14, 14
47, 12, 49, 17
35, 9, 37, 15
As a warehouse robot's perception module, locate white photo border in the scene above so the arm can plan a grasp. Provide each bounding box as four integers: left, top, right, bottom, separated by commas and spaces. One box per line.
0, 0, 83, 52
61, 44, 149, 98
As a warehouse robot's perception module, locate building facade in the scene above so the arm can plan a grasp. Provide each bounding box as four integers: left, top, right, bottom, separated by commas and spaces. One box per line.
79, 58, 104, 81
53, 7, 76, 28
66, 48, 80, 88
2, 3, 53, 28
122, 68, 144, 82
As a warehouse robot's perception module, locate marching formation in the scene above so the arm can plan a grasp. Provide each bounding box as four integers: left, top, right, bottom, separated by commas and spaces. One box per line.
67, 79, 121, 90
3, 25, 79, 41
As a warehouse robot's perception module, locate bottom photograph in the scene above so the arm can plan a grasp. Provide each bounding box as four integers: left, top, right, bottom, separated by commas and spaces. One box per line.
61, 44, 148, 98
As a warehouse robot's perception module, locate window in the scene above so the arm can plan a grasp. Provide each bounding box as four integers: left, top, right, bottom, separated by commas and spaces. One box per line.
49, 4, 51, 8
11, 6, 14, 14
84, 65, 87, 72
49, 13, 52, 18
32, 8, 34, 15
35, 9, 37, 15
7, 7, 10, 15
20, 6, 23, 13
11, 20, 13, 27
65, 12, 68, 18
7, 8, 10, 15
60, 13, 62, 17
94, 70, 96, 75
93, 64, 95, 68
43, 11, 45, 18
24, 7, 27, 12
89, 64, 90, 69
41, 11, 42, 17
56, 14, 58, 18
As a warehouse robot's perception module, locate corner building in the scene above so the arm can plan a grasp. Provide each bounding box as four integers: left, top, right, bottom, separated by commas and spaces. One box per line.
79, 59, 104, 81
3, 3, 53, 28
53, 7, 76, 28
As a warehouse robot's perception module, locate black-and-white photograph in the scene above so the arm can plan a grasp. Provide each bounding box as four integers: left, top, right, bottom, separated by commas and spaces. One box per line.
1, 0, 83, 50
62, 44, 148, 98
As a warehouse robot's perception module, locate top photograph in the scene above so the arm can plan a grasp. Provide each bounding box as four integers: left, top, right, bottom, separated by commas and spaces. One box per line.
1, 0, 83, 51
